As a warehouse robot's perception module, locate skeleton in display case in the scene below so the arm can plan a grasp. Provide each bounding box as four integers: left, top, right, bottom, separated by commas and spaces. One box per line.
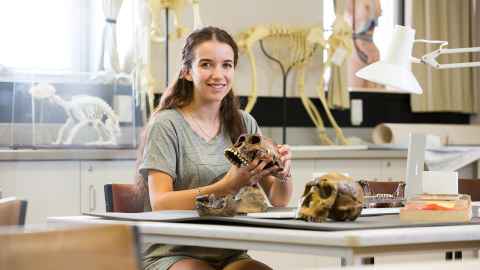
29, 83, 121, 146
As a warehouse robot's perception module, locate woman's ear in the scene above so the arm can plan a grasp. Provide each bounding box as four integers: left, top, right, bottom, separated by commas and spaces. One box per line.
181, 68, 193, 81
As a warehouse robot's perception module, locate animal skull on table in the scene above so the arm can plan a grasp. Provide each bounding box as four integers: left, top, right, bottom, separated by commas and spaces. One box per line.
296, 172, 364, 222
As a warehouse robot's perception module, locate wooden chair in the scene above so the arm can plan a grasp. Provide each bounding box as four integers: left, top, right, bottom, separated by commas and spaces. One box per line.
0, 197, 28, 226
0, 224, 142, 270
458, 179, 480, 201
104, 184, 144, 213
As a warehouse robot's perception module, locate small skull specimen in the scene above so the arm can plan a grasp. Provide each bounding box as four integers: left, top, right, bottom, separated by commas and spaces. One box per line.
224, 134, 284, 179
296, 172, 364, 222
195, 194, 239, 217
195, 185, 269, 217
235, 185, 269, 214
358, 180, 406, 208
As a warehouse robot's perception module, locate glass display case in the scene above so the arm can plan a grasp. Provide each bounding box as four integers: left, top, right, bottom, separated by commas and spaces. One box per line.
0, 72, 140, 149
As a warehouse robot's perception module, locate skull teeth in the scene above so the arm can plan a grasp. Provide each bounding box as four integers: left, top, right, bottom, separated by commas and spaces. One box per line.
224, 149, 249, 167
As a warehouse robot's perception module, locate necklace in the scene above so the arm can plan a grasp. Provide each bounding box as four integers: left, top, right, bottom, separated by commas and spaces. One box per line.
187, 112, 220, 140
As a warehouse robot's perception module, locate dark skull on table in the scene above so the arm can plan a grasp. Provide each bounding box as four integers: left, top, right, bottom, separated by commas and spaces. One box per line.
296, 172, 364, 222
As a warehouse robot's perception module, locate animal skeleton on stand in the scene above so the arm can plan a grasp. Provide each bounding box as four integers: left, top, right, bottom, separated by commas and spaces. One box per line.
29, 83, 121, 146
135, 0, 203, 123
236, 25, 350, 145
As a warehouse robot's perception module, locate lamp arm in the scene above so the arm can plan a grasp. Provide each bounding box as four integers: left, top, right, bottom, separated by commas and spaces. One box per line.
423, 47, 480, 69
414, 39, 480, 69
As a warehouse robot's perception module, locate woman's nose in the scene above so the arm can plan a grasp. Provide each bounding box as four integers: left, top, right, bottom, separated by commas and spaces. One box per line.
211, 66, 223, 78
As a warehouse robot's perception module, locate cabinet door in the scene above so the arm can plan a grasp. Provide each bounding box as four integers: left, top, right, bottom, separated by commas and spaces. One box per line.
0, 161, 81, 224
314, 159, 382, 180
380, 159, 407, 181
80, 160, 136, 213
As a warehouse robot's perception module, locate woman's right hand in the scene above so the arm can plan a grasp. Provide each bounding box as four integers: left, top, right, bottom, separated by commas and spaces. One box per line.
221, 157, 280, 194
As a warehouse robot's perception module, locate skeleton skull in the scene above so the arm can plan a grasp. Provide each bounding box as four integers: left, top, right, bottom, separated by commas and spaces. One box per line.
296, 172, 364, 222
195, 185, 269, 216
296, 177, 338, 222
224, 134, 283, 179
195, 194, 239, 217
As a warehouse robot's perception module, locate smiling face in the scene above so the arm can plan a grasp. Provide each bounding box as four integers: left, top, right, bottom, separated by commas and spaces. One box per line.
184, 40, 235, 104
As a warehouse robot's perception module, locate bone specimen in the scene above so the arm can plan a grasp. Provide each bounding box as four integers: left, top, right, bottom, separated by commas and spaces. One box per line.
143, 0, 203, 118
195, 185, 269, 217
358, 180, 406, 208
195, 194, 239, 217
297, 172, 364, 222
148, 0, 203, 42
235, 25, 349, 145
224, 134, 284, 180
235, 185, 269, 214
194, 134, 284, 217
29, 83, 121, 145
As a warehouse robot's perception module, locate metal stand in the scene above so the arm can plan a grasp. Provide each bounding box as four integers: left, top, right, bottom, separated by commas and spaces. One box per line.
259, 40, 318, 144
165, 8, 170, 87
259, 40, 295, 144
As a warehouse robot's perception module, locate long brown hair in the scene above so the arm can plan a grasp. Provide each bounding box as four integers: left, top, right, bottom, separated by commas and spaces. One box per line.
134, 26, 245, 206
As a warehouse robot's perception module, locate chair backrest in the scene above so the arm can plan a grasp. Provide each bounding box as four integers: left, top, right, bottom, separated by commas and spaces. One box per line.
458, 179, 480, 201
0, 224, 142, 270
0, 197, 28, 226
104, 184, 144, 213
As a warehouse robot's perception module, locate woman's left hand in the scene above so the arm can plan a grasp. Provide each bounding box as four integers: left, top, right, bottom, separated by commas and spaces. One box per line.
277, 144, 292, 180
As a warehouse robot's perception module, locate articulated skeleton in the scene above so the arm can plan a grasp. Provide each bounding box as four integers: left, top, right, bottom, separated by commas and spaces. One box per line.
236, 25, 350, 145
148, 0, 203, 42
29, 83, 121, 145
138, 0, 203, 121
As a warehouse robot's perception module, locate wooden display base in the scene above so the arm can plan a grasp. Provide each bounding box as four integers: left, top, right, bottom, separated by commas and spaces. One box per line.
400, 207, 472, 222
400, 194, 472, 223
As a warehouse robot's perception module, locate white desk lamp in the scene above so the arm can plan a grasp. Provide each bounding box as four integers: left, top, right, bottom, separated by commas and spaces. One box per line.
356, 25, 480, 198
355, 25, 480, 94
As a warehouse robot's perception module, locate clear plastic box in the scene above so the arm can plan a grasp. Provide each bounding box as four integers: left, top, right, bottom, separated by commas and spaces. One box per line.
0, 72, 139, 149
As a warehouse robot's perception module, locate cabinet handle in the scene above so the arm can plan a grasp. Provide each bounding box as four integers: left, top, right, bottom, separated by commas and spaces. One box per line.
88, 185, 96, 211
88, 165, 93, 172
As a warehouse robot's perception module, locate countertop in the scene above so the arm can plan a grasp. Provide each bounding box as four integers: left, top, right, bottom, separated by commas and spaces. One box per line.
0, 146, 407, 161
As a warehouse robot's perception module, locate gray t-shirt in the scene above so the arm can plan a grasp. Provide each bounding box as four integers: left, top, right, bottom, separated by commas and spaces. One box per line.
139, 109, 260, 201
138, 109, 260, 261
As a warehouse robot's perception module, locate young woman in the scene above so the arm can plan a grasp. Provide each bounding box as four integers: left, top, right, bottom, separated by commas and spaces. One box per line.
136, 26, 293, 270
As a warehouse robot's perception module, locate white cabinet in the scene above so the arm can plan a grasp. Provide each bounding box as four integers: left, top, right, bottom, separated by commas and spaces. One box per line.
0, 159, 137, 223
80, 160, 136, 213
380, 159, 406, 181
0, 161, 81, 224
315, 159, 383, 179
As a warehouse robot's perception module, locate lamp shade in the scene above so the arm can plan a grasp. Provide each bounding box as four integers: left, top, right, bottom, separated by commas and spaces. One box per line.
355, 25, 423, 94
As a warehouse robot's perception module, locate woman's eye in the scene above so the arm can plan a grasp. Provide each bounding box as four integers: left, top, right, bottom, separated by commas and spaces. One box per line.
200, 62, 211, 68
223, 63, 233, 69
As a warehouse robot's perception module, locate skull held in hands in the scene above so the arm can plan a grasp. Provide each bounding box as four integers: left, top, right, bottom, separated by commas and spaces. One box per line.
296, 172, 364, 222
195, 134, 281, 217
224, 134, 284, 179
